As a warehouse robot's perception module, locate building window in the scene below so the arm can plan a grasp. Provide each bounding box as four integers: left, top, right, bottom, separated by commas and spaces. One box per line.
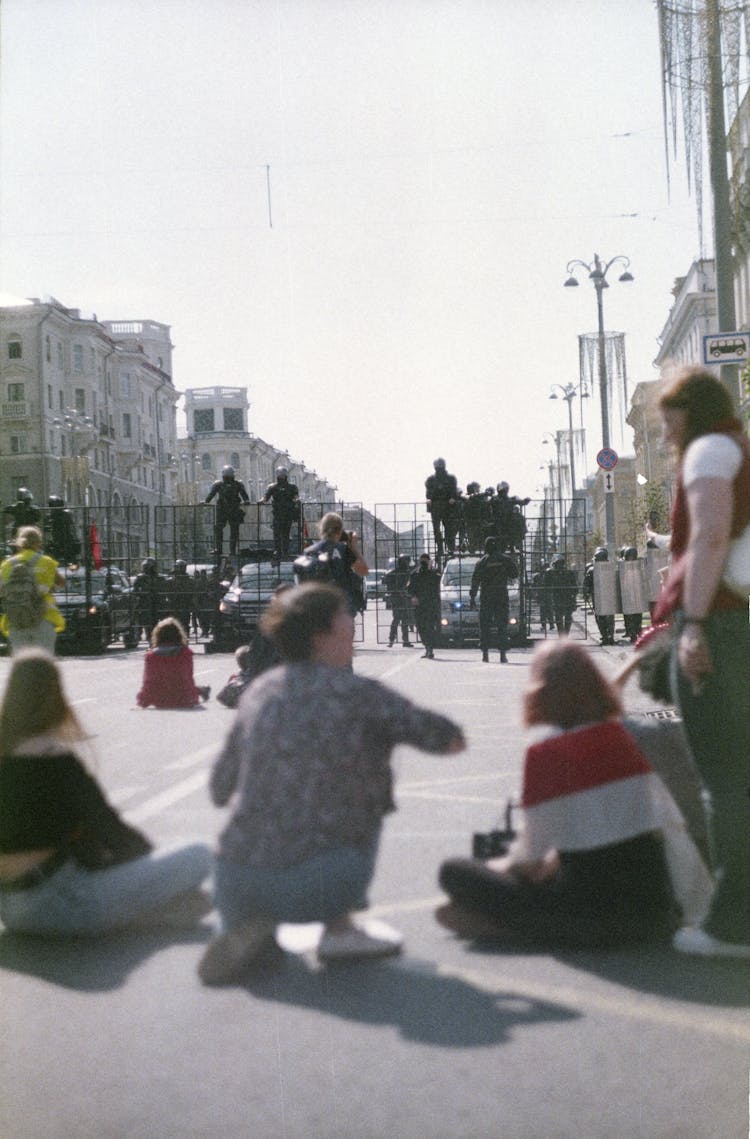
73, 344, 83, 372
230, 452, 240, 469
120, 372, 131, 398
194, 409, 215, 433
8, 338, 21, 359
56, 342, 63, 369
123, 412, 132, 439
74, 389, 86, 414
47, 384, 53, 409
10, 435, 27, 454
45, 335, 51, 362
201, 453, 212, 471
8, 382, 24, 402
223, 408, 243, 431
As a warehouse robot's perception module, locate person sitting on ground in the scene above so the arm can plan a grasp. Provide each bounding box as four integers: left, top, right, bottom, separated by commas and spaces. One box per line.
199, 582, 466, 985
136, 617, 210, 709
0, 649, 210, 935
217, 645, 257, 709
437, 640, 712, 949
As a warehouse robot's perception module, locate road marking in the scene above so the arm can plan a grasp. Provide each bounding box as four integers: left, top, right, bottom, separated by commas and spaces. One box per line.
400, 772, 508, 789
127, 769, 208, 822
399, 789, 505, 805
366, 897, 750, 1044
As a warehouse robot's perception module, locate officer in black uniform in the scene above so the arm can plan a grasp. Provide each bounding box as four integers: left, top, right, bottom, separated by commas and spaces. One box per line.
583, 547, 615, 645
491, 482, 530, 552
407, 553, 441, 659
4, 488, 42, 542
166, 559, 195, 635
462, 483, 490, 554
425, 458, 459, 564
132, 558, 163, 642
45, 495, 81, 565
545, 555, 578, 636
469, 536, 518, 663
205, 465, 250, 561
262, 466, 300, 559
383, 554, 414, 648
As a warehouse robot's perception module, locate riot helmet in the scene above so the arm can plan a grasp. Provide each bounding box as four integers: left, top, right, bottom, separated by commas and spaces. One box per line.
221, 465, 235, 480
497, 481, 509, 494
141, 557, 156, 573
552, 555, 565, 568
593, 547, 608, 562
17, 487, 32, 503
623, 546, 638, 561
433, 457, 446, 470
276, 466, 288, 479
174, 559, 187, 573
48, 495, 64, 508
484, 536, 498, 553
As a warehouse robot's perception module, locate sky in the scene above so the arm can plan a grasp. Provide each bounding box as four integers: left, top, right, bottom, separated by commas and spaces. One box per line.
0, 0, 714, 510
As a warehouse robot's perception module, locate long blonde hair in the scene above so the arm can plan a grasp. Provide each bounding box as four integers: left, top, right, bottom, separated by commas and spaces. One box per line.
0, 649, 87, 756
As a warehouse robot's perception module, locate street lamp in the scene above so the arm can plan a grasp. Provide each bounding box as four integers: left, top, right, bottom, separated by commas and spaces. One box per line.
549, 382, 588, 494
564, 253, 633, 551
541, 432, 564, 538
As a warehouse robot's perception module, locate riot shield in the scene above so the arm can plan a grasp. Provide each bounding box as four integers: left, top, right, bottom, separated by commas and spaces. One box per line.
593, 561, 617, 616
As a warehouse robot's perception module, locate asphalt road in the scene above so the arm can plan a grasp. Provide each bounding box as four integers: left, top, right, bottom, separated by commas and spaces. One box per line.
0, 611, 747, 1139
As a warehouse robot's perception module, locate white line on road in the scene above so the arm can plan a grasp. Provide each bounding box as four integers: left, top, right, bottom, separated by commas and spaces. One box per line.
127, 769, 208, 823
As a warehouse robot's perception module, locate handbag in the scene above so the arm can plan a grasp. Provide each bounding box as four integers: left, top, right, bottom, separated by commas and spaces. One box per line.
722, 521, 750, 598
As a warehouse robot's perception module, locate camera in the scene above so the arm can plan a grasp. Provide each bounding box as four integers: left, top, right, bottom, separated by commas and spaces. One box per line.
472, 799, 516, 860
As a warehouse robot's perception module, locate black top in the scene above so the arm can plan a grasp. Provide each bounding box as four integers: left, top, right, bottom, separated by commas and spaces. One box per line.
0, 752, 113, 852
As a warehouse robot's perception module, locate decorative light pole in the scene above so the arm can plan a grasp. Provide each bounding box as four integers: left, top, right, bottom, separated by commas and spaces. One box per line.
564, 253, 633, 550
549, 382, 588, 494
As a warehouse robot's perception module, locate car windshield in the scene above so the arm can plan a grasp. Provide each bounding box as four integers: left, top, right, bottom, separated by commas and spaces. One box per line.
442, 562, 477, 587
56, 570, 117, 593
238, 563, 295, 590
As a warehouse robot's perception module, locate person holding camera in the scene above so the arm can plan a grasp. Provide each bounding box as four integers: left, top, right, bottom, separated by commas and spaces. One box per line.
199, 582, 465, 985
295, 512, 368, 616
437, 640, 711, 948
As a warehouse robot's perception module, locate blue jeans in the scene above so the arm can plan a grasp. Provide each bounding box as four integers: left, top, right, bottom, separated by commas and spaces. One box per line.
0, 843, 211, 936
213, 841, 380, 933
671, 609, 750, 943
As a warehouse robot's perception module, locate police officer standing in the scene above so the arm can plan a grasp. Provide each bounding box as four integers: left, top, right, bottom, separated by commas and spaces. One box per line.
166, 559, 195, 635
383, 554, 414, 648
469, 537, 518, 663
45, 495, 81, 565
545, 555, 578, 636
407, 552, 441, 659
425, 458, 459, 564
262, 467, 300, 560
205, 466, 250, 561
583, 547, 615, 645
4, 488, 42, 543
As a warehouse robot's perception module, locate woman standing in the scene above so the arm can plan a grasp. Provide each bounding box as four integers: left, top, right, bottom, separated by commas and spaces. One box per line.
653, 366, 750, 958
0, 650, 210, 935
0, 525, 64, 654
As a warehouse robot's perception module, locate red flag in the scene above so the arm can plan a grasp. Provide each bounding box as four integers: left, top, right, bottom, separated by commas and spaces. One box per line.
89, 521, 103, 569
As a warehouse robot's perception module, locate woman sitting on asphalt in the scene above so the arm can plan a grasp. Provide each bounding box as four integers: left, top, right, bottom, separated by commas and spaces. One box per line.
136, 616, 210, 709
199, 582, 465, 985
437, 640, 712, 949
0, 649, 210, 936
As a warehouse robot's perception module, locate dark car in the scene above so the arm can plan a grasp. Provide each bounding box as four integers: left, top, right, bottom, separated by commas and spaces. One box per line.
213, 560, 297, 650
54, 565, 140, 654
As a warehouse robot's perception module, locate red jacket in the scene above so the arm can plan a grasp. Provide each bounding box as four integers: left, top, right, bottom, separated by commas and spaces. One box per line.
137, 645, 201, 708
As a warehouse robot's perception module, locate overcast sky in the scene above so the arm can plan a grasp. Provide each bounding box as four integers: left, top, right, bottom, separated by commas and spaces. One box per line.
0, 0, 711, 508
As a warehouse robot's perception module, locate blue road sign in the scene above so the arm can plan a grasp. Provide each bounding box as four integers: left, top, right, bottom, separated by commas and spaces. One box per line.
596, 448, 618, 471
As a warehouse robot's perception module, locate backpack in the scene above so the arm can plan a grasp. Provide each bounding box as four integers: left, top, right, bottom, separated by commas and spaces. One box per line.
0, 553, 47, 629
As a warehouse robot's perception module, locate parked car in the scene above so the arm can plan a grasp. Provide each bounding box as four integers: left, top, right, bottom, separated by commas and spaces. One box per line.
438, 555, 523, 646
365, 569, 387, 600
54, 565, 141, 654
214, 559, 297, 650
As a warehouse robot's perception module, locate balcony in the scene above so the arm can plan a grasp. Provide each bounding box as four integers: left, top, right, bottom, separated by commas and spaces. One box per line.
1, 401, 28, 420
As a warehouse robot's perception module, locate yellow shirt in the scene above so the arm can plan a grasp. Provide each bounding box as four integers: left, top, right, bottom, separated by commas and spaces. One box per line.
0, 549, 65, 634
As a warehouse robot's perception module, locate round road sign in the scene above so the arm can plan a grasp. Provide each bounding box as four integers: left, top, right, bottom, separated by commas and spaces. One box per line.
596, 448, 619, 471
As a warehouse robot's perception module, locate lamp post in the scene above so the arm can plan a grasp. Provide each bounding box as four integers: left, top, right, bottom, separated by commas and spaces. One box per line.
564, 253, 633, 551
541, 433, 564, 539
549, 382, 588, 494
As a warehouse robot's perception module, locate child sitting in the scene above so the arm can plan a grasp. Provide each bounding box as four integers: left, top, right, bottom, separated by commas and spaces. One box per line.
137, 617, 210, 709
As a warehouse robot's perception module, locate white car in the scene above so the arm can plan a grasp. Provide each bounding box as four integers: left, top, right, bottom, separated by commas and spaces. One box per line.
439, 555, 522, 646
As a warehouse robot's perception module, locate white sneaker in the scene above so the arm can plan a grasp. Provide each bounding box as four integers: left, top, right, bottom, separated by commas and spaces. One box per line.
318, 919, 403, 962
673, 926, 750, 959
198, 916, 277, 985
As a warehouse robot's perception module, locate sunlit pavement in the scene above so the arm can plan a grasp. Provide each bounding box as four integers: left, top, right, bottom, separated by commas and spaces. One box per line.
0, 612, 747, 1139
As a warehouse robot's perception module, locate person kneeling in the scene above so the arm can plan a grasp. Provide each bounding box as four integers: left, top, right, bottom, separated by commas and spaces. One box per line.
199, 583, 465, 985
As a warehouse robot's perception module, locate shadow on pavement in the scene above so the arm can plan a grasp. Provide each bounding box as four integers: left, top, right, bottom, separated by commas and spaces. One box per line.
0, 924, 210, 992
458, 938, 748, 1008
235, 952, 580, 1047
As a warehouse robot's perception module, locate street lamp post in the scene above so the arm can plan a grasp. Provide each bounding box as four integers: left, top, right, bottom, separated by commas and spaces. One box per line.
564, 253, 633, 551
542, 432, 564, 539
549, 382, 588, 494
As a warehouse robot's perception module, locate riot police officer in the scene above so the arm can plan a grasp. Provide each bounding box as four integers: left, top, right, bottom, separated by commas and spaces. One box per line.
545, 555, 578, 636
262, 467, 300, 559
205, 466, 250, 560
425, 458, 459, 563
45, 495, 81, 564
584, 547, 616, 645
4, 488, 42, 542
469, 536, 518, 663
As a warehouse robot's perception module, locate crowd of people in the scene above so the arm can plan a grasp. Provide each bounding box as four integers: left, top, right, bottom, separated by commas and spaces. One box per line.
0, 365, 747, 977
